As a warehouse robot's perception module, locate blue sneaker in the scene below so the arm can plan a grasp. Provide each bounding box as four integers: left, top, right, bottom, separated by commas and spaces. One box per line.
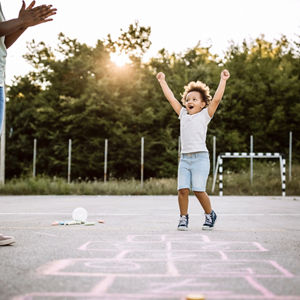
202, 210, 217, 230
177, 214, 189, 231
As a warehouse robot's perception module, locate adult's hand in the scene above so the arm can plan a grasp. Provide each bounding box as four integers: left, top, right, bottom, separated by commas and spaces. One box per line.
19, 1, 57, 28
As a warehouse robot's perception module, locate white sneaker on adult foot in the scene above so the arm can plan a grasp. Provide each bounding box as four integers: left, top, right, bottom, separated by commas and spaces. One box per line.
0, 234, 15, 246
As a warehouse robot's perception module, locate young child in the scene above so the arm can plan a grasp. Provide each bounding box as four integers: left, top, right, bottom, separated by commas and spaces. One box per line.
156, 69, 230, 230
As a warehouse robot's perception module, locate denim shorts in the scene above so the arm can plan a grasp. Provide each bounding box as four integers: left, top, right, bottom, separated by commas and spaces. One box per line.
0, 86, 4, 135
177, 151, 210, 192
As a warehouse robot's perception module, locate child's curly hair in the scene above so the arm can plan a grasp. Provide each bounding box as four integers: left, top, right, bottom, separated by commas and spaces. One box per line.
181, 81, 212, 107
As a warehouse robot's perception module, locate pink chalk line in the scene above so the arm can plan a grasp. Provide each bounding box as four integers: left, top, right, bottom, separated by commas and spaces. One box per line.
115, 250, 130, 259
245, 275, 276, 298
12, 292, 300, 300
37, 258, 294, 278
90, 275, 116, 294
253, 242, 268, 252
148, 278, 213, 292
79, 242, 267, 252
269, 260, 294, 278
166, 241, 179, 276
219, 251, 229, 260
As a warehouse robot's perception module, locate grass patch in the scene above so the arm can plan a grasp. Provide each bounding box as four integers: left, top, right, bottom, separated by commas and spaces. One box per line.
0, 163, 299, 195
208, 161, 300, 196
0, 177, 178, 195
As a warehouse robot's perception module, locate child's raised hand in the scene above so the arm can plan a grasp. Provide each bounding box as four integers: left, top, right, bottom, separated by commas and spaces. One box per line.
221, 69, 230, 81
156, 72, 165, 82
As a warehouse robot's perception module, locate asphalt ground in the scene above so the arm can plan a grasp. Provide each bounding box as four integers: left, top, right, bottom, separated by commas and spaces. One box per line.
0, 195, 300, 300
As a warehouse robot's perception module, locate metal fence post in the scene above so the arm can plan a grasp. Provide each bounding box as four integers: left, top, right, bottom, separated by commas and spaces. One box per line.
282, 157, 286, 196
250, 135, 253, 184
141, 137, 144, 188
213, 136, 216, 176
289, 131, 292, 181
68, 139, 72, 184
33, 139, 37, 177
104, 139, 108, 183
219, 157, 223, 196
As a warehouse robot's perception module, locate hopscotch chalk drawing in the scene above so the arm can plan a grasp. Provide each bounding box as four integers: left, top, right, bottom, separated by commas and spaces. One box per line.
13, 234, 299, 300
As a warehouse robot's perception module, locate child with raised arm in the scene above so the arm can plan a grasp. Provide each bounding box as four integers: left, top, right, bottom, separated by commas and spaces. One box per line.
156, 70, 230, 230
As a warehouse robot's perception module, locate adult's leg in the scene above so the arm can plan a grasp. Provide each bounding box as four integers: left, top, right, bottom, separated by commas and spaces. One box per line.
0, 86, 4, 134
0, 87, 15, 245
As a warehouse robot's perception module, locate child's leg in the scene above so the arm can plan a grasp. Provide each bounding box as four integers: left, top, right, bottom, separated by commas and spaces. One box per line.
191, 152, 211, 213
178, 188, 189, 215
195, 191, 217, 230
177, 154, 190, 216
177, 188, 190, 230
194, 191, 212, 214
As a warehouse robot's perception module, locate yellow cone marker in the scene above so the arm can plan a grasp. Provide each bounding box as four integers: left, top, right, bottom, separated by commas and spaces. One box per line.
186, 294, 205, 300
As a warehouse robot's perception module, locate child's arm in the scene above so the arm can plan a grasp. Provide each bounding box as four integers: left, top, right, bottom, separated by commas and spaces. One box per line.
156, 72, 182, 116
207, 69, 230, 118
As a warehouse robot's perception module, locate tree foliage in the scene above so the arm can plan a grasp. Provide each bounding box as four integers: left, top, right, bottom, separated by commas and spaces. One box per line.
5, 26, 300, 180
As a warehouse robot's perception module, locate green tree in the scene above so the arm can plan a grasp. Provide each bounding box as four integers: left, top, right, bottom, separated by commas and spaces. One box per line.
5, 30, 300, 180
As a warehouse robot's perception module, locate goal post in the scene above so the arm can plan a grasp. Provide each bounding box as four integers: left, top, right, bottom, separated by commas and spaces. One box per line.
211, 152, 286, 196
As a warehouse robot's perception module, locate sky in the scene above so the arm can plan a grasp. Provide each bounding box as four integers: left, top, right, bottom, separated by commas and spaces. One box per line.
2, 0, 300, 84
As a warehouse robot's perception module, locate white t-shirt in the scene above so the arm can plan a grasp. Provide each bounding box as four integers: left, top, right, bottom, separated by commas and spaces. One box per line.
0, 3, 7, 87
179, 107, 211, 153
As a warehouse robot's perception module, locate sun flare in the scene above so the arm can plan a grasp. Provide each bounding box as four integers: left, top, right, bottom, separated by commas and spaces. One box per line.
110, 52, 130, 67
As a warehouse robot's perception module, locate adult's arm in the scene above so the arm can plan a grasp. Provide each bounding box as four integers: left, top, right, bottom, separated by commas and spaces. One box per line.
0, 1, 57, 48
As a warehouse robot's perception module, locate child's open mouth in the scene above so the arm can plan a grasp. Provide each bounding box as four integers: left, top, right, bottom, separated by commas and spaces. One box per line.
188, 104, 194, 110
